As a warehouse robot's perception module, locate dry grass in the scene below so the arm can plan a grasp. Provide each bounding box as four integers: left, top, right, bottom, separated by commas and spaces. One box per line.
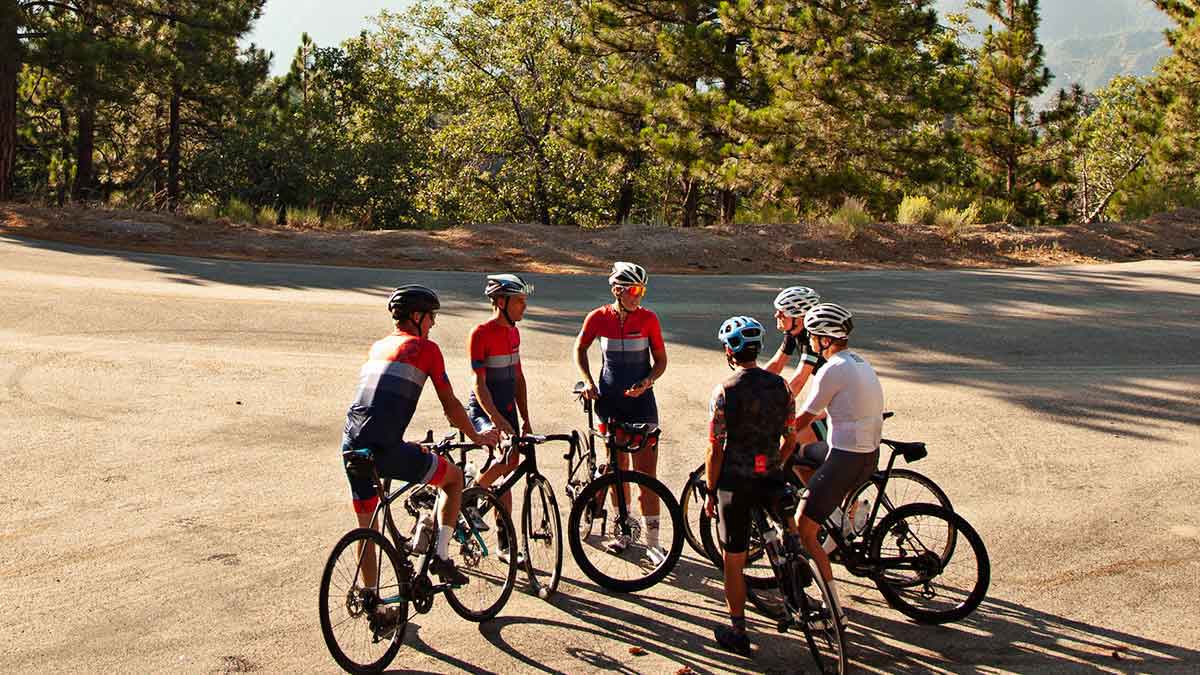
934, 204, 981, 241
897, 195, 935, 226
826, 197, 873, 241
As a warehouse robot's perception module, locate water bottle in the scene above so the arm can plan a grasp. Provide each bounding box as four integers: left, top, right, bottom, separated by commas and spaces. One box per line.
822, 507, 843, 553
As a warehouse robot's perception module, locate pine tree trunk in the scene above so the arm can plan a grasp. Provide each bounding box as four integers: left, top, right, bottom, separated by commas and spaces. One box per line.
719, 189, 737, 226
613, 153, 641, 225
72, 103, 96, 202
167, 81, 181, 210
681, 177, 699, 228
56, 102, 69, 206
0, 1, 20, 201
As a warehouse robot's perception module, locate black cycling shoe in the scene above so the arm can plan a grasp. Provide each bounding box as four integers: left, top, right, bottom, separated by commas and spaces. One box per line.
713, 625, 752, 658
428, 556, 469, 586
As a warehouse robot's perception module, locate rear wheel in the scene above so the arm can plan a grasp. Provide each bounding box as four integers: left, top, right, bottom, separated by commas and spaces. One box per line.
869, 502, 990, 624
678, 465, 709, 558
319, 528, 408, 673
521, 475, 563, 599
568, 471, 684, 593
444, 486, 519, 621
844, 469, 954, 562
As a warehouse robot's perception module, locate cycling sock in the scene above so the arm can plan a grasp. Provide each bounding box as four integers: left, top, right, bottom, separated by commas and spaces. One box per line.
435, 525, 453, 559
644, 515, 660, 548
731, 615, 747, 633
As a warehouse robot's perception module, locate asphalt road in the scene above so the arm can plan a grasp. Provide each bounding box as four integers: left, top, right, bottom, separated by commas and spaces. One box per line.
2, 235, 1198, 673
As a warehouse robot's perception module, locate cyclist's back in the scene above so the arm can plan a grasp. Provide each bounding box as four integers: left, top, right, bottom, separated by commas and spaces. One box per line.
804, 350, 884, 454
345, 330, 449, 453
713, 366, 792, 490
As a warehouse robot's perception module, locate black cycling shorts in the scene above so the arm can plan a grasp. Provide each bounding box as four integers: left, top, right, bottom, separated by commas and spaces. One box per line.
716, 478, 788, 554
797, 442, 879, 524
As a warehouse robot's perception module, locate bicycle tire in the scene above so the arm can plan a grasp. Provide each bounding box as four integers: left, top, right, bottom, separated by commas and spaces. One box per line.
522, 475, 563, 599
567, 471, 684, 593
798, 557, 848, 674
869, 502, 990, 624
444, 486, 519, 622
678, 465, 709, 558
319, 527, 407, 674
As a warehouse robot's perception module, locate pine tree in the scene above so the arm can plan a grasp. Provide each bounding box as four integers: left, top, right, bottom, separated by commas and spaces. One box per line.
961, 0, 1053, 221
1150, 1, 1200, 187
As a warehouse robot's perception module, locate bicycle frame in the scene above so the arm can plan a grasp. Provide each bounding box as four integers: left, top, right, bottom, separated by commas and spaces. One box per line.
490, 434, 575, 499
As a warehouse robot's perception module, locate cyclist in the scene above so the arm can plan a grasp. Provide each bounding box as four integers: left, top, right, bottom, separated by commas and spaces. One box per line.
573, 261, 668, 562
341, 284, 500, 588
467, 273, 534, 563
791, 303, 884, 628
704, 316, 797, 656
764, 286, 827, 447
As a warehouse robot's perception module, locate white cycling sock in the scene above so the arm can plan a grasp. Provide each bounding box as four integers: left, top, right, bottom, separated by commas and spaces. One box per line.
643, 515, 660, 549
435, 525, 453, 560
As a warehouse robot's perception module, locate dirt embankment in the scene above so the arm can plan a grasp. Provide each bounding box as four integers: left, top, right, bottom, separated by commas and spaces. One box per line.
2, 203, 1197, 273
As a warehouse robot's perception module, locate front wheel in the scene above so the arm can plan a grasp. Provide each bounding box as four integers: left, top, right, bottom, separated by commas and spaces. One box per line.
798, 557, 848, 674
869, 502, 990, 624
443, 486, 519, 622
522, 475, 563, 599
319, 528, 408, 673
567, 471, 684, 593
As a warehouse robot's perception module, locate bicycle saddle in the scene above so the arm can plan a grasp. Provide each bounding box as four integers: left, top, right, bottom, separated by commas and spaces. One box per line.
893, 441, 927, 463
602, 421, 661, 453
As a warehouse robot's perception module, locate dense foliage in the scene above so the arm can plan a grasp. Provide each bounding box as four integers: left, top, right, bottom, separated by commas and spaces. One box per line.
1, 0, 1197, 227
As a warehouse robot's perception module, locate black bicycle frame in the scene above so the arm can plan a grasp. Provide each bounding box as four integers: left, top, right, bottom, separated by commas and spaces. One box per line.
490, 434, 575, 499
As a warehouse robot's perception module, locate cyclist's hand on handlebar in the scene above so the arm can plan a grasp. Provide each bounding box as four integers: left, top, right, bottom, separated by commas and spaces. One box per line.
583, 382, 599, 400
495, 418, 516, 437
705, 494, 717, 518
472, 428, 500, 447
521, 420, 533, 435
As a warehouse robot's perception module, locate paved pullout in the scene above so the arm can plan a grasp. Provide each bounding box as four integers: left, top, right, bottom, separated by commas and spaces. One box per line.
2, 235, 1198, 673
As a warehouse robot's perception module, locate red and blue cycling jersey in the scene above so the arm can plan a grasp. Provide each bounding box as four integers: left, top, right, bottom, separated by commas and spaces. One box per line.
578, 305, 665, 423
466, 319, 522, 428
343, 330, 451, 451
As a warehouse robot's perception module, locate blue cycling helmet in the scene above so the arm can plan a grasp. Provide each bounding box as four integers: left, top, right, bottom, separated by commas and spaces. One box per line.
718, 316, 765, 353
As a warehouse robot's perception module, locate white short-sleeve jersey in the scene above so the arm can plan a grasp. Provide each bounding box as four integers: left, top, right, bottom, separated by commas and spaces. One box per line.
800, 350, 884, 453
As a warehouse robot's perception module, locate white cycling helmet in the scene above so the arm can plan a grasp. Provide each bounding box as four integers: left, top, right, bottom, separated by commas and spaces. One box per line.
608, 261, 647, 287
773, 286, 821, 318
804, 303, 854, 340
485, 273, 534, 297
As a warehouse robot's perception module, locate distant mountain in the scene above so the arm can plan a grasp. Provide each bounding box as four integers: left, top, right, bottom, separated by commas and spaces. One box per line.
935, 0, 1172, 98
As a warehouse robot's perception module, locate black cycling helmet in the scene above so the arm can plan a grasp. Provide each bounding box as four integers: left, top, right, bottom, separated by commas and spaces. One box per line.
388, 284, 440, 320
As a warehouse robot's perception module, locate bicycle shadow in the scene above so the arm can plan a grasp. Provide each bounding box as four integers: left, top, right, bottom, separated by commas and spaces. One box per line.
837, 577, 1200, 671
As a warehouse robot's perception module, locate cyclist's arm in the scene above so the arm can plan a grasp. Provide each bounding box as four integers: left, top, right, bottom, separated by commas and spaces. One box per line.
644, 342, 667, 386
515, 367, 531, 432
632, 313, 667, 392
573, 332, 596, 389
435, 383, 491, 446
764, 345, 789, 375
779, 398, 799, 465
786, 360, 817, 399
705, 401, 727, 492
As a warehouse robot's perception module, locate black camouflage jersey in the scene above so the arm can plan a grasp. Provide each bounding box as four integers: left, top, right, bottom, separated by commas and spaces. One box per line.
709, 367, 795, 489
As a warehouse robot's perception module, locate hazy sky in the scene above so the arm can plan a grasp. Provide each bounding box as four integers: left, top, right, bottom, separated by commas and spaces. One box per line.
248, 0, 409, 74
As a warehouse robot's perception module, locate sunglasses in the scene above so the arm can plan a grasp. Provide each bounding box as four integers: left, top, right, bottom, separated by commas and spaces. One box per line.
617, 284, 647, 298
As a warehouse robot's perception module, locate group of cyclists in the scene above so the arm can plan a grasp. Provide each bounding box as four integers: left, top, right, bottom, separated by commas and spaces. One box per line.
338, 260, 885, 659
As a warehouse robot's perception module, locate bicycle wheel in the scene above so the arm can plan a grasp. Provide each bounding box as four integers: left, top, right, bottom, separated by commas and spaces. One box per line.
443, 486, 519, 621
845, 468, 954, 562
796, 558, 848, 674
567, 471, 685, 593
521, 475, 563, 599
319, 528, 408, 673
678, 465, 709, 558
869, 502, 990, 624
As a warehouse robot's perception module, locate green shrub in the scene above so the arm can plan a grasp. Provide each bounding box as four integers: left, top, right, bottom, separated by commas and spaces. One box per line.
896, 195, 935, 225
324, 210, 358, 231
933, 203, 981, 241
224, 198, 254, 225
826, 197, 873, 241
255, 206, 277, 227
285, 206, 321, 228
185, 201, 218, 221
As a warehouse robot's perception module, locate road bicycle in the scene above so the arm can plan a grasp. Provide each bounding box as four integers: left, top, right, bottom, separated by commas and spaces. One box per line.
711, 436, 989, 625
455, 432, 571, 599
318, 436, 518, 673
563, 381, 685, 593
682, 412, 952, 565
742, 484, 848, 674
